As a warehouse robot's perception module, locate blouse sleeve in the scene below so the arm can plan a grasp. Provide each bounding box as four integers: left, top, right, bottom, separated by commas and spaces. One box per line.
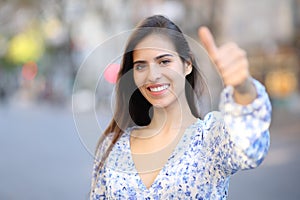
217, 78, 272, 175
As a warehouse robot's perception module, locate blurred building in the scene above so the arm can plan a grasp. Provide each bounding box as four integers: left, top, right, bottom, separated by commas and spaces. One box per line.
0, 0, 299, 106
216, 0, 300, 100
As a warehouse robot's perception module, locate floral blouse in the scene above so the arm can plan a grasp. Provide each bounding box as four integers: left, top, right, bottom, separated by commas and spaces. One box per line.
90, 79, 272, 199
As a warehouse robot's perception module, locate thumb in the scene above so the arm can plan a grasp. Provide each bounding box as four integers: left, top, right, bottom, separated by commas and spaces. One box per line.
198, 27, 218, 59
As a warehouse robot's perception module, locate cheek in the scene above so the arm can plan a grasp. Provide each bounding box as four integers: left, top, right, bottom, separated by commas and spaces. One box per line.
166, 61, 186, 76
163, 66, 186, 82
133, 71, 145, 88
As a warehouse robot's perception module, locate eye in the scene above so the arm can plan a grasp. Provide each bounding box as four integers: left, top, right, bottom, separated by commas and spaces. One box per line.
159, 59, 171, 66
134, 64, 147, 71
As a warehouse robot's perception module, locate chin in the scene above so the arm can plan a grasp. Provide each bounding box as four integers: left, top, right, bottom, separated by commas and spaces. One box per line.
149, 98, 178, 109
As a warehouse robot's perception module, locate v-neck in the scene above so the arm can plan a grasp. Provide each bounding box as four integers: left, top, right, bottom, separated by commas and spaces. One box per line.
127, 118, 201, 191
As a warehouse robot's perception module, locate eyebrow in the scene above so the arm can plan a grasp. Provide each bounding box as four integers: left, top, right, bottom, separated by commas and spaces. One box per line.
154, 54, 174, 60
133, 54, 174, 65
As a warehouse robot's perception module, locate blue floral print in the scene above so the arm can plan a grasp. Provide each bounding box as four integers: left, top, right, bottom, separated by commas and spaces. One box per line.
90, 79, 271, 199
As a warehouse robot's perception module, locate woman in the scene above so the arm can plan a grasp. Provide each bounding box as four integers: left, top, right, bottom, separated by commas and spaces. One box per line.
90, 15, 271, 199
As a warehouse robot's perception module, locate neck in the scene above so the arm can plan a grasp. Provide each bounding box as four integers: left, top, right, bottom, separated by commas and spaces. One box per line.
149, 97, 197, 132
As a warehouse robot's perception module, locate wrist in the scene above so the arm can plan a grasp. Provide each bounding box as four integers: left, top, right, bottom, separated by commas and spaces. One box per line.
234, 77, 253, 94
233, 77, 257, 105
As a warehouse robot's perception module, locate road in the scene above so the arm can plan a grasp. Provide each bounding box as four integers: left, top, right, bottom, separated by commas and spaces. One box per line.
0, 102, 299, 200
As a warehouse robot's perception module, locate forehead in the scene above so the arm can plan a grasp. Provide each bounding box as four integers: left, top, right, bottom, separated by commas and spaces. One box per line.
133, 34, 177, 57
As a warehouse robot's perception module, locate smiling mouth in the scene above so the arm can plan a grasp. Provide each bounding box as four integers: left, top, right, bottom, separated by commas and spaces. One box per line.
147, 84, 170, 92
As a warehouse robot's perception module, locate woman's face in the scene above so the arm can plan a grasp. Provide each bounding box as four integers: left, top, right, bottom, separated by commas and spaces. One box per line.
132, 34, 191, 108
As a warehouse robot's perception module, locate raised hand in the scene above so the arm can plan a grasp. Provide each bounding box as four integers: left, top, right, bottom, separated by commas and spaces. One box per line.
198, 26, 257, 105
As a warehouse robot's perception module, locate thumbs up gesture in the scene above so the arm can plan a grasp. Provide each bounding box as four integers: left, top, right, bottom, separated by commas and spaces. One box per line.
198, 27, 257, 105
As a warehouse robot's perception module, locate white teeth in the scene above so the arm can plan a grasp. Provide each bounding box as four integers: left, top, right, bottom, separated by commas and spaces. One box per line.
149, 84, 169, 92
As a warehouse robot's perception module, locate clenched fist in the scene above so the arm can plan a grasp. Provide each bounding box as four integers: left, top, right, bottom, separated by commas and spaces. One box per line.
198, 27, 257, 105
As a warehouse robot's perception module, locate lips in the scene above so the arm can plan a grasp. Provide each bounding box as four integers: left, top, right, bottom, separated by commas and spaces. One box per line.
147, 84, 170, 92
146, 83, 170, 97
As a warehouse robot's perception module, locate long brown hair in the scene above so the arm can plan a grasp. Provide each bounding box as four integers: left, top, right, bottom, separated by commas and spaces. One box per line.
95, 15, 206, 169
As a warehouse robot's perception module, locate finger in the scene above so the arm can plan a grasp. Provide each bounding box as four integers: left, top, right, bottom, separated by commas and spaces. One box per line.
224, 71, 249, 87
218, 47, 247, 70
221, 60, 249, 80
198, 26, 218, 59
218, 42, 239, 57
218, 43, 246, 59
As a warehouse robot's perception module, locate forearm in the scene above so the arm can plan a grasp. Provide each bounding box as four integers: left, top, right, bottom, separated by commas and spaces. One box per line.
219, 78, 272, 172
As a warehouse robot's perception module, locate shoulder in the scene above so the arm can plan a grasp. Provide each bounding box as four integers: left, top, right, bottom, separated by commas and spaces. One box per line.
198, 111, 228, 144
105, 129, 136, 171
97, 128, 132, 151
94, 129, 129, 161
202, 111, 224, 129
94, 133, 114, 163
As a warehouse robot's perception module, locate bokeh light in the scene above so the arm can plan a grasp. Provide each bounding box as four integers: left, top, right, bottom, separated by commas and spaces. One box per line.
6, 29, 44, 64
104, 63, 120, 84
21, 61, 38, 81
265, 70, 298, 98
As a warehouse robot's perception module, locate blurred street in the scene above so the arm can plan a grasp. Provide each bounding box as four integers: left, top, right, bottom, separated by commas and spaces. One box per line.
1, 0, 300, 199
0, 101, 300, 200
0, 103, 93, 200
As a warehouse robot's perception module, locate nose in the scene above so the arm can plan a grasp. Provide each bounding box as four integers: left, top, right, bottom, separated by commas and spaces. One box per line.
147, 63, 161, 82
